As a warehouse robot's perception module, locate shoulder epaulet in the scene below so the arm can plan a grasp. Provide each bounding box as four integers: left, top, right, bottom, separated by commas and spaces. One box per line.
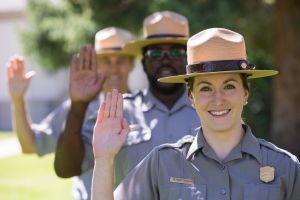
123, 91, 142, 99
258, 138, 299, 162
158, 135, 195, 150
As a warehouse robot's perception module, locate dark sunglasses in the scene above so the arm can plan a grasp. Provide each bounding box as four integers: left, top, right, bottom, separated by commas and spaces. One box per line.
145, 49, 186, 59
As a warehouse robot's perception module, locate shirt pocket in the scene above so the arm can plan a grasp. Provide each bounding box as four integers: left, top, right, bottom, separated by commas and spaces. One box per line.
244, 183, 284, 200
123, 125, 152, 147
160, 184, 206, 200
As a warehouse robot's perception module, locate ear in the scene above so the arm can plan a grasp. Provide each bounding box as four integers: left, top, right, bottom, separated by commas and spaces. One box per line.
188, 90, 196, 108
243, 89, 249, 106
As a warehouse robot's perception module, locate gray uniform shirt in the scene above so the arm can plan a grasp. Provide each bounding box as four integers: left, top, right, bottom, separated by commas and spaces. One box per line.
81, 89, 200, 193
114, 125, 300, 200
33, 96, 102, 200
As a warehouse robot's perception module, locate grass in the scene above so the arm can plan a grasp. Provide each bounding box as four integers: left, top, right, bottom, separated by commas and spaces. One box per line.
0, 132, 15, 140
0, 132, 73, 200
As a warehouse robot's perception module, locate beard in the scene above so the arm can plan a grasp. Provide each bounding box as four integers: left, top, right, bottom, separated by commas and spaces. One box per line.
146, 65, 185, 95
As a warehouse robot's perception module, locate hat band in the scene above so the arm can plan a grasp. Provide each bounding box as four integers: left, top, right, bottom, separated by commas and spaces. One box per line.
146, 34, 187, 39
186, 60, 255, 74
98, 47, 122, 51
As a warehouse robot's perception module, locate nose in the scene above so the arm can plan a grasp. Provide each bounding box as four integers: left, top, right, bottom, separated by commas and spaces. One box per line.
110, 63, 121, 74
213, 91, 225, 106
161, 54, 171, 64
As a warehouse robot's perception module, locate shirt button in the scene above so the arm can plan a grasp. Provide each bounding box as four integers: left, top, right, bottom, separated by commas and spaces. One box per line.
220, 189, 226, 195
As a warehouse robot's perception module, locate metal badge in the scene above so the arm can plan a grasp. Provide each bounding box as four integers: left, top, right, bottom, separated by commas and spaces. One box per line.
260, 166, 275, 183
240, 62, 248, 69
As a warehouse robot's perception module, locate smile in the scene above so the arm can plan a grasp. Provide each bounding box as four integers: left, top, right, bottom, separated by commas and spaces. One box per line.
208, 109, 231, 117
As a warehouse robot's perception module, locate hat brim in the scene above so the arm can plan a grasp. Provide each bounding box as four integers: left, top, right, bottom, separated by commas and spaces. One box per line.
123, 37, 188, 56
158, 70, 278, 83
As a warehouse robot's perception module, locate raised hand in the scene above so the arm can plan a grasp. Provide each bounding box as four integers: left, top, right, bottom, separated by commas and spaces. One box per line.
6, 55, 35, 102
70, 45, 106, 103
93, 89, 129, 160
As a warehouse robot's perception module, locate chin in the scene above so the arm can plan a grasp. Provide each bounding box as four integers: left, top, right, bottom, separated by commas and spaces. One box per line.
154, 82, 184, 94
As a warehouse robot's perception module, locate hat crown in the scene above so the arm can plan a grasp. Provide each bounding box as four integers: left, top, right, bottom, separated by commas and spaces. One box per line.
187, 28, 246, 65
143, 11, 189, 38
95, 27, 133, 53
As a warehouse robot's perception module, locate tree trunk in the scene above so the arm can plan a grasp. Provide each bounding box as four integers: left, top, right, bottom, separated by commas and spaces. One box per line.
271, 0, 300, 157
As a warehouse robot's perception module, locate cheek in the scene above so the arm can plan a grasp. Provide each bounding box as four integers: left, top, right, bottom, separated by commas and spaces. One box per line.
193, 94, 210, 111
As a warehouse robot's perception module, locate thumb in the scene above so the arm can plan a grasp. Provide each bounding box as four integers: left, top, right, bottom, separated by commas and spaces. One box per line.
120, 119, 130, 141
25, 71, 36, 80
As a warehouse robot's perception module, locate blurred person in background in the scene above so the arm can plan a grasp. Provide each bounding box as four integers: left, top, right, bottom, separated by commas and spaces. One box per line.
91, 28, 300, 200
6, 27, 136, 200
54, 11, 200, 199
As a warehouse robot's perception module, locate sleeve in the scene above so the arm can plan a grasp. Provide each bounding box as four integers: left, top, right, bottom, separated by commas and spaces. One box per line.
32, 100, 70, 156
287, 158, 300, 200
114, 147, 160, 200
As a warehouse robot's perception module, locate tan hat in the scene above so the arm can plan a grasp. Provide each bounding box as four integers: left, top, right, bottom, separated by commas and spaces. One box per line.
123, 11, 189, 56
159, 28, 278, 83
95, 27, 135, 56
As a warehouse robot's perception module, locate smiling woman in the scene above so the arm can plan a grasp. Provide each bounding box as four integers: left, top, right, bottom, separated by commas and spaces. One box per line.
91, 28, 300, 200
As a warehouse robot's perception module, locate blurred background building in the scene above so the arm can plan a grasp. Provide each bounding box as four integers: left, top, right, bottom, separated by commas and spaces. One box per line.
0, 0, 69, 130
0, 0, 148, 130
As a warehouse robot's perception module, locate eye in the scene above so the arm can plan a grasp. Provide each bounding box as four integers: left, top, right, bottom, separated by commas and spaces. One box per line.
170, 49, 186, 58
146, 49, 162, 59
224, 84, 236, 90
200, 86, 212, 92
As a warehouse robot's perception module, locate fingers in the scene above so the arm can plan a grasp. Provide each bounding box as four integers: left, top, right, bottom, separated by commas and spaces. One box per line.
6, 60, 13, 80
25, 71, 36, 79
115, 93, 123, 118
96, 102, 106, 124
71, 54, 78, 77
102, 89, 123, 119
91, 48, 98, 74
104, 92, 111, 118
78, 45, 94, 71
6, 55, 25, 78
79, 47, 85, 70
84, 45, 92, 70
120, 118, 130, 139
16, 56, 25, 74
109, 89, 118, 118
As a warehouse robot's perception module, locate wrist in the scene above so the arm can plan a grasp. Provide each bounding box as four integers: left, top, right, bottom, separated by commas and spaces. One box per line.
70, 101, 89, 112
95, 157, 115, 167
11, 97, 25, 108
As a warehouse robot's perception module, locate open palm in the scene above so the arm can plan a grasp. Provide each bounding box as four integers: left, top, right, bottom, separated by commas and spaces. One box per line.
93, 89, 129, 160
6, 56, 35, 101
70, 45, 105, 102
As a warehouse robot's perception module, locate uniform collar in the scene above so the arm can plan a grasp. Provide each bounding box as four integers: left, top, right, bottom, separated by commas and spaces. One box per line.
141, 89, 193, 112
186, 125, 263, 165
240, 125, 263, 165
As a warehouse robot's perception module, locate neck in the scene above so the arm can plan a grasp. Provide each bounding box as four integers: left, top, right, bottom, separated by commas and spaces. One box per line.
202, 124, 245, 160
149, 85, 185, 109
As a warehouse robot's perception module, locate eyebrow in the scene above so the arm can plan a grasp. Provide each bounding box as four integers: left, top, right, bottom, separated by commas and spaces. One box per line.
195, 78, 239, 87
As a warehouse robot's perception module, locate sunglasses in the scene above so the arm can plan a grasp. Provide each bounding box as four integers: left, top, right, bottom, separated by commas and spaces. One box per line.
145, 49, 186, 59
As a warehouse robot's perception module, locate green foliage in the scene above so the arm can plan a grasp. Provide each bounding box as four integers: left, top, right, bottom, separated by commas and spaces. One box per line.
21, 0, 275, 136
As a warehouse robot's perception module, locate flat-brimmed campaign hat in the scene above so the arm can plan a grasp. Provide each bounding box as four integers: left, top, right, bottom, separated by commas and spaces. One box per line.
123, 11, 189, 56
159, 28, 278, 83
95, 27, 135, 56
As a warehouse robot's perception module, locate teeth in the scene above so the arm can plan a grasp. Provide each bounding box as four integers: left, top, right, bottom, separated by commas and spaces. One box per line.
210, 110, 230, 116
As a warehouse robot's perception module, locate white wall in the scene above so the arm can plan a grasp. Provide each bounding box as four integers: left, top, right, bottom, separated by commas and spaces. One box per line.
0, 1, 69, 130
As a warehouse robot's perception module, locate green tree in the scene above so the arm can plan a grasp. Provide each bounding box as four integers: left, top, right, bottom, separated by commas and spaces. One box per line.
21, 0, 278, 137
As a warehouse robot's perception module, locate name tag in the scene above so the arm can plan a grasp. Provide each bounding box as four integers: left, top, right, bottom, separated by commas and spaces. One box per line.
170, 177, 194, 185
